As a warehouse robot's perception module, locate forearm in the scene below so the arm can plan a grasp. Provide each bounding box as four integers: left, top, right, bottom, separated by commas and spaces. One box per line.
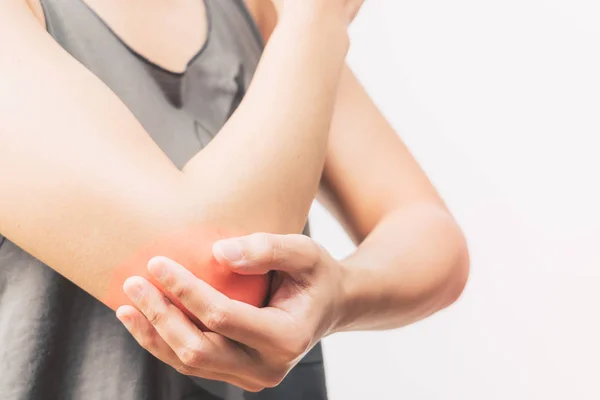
183, 4, 349, 233
333, 205, 470, 332
0, 2, 349, 313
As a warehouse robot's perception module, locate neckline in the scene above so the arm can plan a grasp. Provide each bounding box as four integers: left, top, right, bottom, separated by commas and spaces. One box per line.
77, 0, 213, 77
231, 0, 265, 50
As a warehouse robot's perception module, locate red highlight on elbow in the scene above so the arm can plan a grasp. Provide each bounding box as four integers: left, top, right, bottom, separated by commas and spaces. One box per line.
103, 225, 270, 326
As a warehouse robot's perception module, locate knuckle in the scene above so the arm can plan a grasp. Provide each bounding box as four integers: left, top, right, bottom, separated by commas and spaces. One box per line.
146, 306, 166, 326
303, 237, 322, 267
282, 335, 311, 360
244, 385, 266, 393
298, 336, 312, 354
203, 305, 229, 331
138, 333, 158, 353
261, 370, 286, 388
175, 364, 193, 376
279, 347, 299, 362
178, 340, 206, 367
170, 281, 189, 301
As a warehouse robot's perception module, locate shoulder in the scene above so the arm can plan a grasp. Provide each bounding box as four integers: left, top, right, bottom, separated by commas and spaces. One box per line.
0, 0, 44, 28
22, 0, 46, 28
241, 0, 278, 41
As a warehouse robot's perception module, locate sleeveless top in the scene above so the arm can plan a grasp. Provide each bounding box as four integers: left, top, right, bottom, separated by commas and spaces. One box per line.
0, 1, 327, 399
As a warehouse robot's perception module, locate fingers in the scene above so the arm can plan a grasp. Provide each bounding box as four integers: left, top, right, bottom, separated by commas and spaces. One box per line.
147, 257, 307, 355
117, 305, 264, 392
116, 305, 183, 367
212, 233, 322, 276
122, 277, 254, 378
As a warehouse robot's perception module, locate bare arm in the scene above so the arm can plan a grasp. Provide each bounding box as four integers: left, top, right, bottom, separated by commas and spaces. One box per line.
0, 0, 349, 309
252, 1, 469, 331
320, 67, 469, 332
183, 4, 349, 233
92, 5, 468, 389
109, 69, 470, 388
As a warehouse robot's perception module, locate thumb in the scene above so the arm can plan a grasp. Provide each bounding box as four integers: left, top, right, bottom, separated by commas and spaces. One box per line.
212, 233, 321, 276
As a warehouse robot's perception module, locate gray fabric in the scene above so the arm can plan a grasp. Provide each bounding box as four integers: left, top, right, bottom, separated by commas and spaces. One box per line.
0, 0, 326, 399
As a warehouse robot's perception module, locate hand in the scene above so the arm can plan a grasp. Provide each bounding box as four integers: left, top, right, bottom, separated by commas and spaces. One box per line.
116, 233, 349, 391
271, 0, 365, 25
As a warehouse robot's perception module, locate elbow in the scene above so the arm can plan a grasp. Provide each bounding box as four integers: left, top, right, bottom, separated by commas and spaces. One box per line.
389, 204, 470, 315
408, 203, 470, 311
439, 220, 470, 309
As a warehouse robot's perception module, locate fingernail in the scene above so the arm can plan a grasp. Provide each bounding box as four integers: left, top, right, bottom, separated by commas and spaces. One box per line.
214, 240, 244, 263
123, 278, 145, 303
148, 257, 168, 281
116, 310, 132, 330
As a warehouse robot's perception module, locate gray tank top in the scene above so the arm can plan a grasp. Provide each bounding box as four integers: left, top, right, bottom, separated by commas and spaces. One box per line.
0, 1, 326, 399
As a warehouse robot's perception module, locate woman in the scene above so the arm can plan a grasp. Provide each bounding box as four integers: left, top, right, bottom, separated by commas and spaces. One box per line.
0, 0, 469, 399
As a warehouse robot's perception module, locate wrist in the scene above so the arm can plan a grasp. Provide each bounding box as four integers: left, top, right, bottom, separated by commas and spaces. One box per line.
276, 1, 350, 49
276, 1, 350, 23
329, 261, 372, 334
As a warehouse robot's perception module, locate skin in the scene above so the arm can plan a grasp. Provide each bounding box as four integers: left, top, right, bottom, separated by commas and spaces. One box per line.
3, 0, 470, 393
1, 0, 350, 308
121, 0, 469, 391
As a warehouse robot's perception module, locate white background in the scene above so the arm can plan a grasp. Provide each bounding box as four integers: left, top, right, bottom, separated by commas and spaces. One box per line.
310, 1, 600, 399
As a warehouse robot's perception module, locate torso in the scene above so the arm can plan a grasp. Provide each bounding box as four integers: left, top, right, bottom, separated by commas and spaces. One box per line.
26, 0, 267, 62
1, 1, 326, 400
75, 0, 209, 74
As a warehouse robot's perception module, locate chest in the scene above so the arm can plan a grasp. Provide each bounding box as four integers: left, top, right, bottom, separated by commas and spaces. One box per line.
79, 0, 209, 74
35, 0, 264, 168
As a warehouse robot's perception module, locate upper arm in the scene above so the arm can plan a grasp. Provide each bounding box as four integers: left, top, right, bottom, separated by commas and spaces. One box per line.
243, 0, 278, 41
319, 66, 446, 242
0, 2, 190, 304
24, 0, 46, 27
0, 1, 310, 311
247, 2, 444, 242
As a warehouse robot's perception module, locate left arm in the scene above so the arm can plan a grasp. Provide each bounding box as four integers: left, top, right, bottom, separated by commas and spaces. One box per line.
245, 3, 469, 331
319, 65, 469, 332
116, 5, 470, 390
115, 65, 470, 391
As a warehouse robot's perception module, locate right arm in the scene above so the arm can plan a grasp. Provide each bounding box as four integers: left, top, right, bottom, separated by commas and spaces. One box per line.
0, 0, 349, 310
